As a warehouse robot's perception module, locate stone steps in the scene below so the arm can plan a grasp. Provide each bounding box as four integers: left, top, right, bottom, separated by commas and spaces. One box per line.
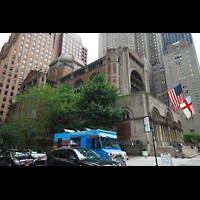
149, 146, 175, 157
149, 146, 199, 158
182, 146, 199, 158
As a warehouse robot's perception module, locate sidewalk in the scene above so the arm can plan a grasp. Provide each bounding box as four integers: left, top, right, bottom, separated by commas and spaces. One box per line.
126, 155, 200, 166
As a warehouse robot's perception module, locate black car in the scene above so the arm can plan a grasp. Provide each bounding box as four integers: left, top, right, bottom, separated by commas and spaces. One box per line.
0, 150, 36, 166
45, 147, 119, 166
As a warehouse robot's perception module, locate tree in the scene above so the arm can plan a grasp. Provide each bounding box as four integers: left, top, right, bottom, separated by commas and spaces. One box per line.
76, 73, 122, 130
16, 82, 80, 134
0, 114, 42, 149
0, 120, 19, 149
183, 132, 200, 145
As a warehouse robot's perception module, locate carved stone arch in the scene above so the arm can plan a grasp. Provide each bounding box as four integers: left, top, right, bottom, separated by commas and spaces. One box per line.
130, 67, 145, 93
165, 108, 174, 126
173, 121, 177, 129
177, 120, 183, 142
121, 107, 133, 120
151, 107, 161, 143
152, 107, 160, 122
177, 120, 182, 130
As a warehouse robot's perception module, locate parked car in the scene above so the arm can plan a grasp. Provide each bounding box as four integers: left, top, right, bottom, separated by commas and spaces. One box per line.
45, 147, 119, 166
26, 149, 47, 165
0, 150, 36, 166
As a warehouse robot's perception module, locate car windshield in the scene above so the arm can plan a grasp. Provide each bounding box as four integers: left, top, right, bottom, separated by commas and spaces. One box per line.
31, 149, 44, 154
12, 151, 28, 157
73, 148, 100, 160
100, 138, 121, 149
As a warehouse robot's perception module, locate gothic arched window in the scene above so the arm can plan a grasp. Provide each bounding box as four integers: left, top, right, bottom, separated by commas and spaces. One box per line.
121, 110, 130, 120
130, 70, 144, 93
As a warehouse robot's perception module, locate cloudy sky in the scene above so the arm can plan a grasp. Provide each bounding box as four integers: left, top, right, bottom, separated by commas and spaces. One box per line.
1, 33, 200, 65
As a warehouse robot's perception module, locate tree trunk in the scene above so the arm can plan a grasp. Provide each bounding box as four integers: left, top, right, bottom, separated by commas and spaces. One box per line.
25, 132, 28, 150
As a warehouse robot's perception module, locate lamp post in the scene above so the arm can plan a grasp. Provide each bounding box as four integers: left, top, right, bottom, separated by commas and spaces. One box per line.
149, 112, 158, 166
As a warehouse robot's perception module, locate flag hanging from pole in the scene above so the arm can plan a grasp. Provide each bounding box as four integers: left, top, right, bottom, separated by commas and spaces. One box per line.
167, 83, 184, 111
180, 96, 195, 118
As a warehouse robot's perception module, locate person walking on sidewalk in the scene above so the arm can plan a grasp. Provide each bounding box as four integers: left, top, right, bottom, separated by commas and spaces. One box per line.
173, 141, 176, 148
197, 144, 200, 153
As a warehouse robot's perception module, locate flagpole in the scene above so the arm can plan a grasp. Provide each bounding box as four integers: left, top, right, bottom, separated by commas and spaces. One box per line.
157, 89, 168, 97
157, 83, 182, 97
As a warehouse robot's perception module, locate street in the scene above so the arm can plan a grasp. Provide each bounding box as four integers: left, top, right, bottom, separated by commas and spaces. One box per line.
126, 155, 200, 166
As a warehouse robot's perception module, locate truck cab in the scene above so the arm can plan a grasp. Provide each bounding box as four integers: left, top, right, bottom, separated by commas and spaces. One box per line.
53, 129, 127, 165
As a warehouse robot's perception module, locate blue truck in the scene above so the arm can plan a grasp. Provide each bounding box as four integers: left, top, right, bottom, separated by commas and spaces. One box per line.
53, 129, 127, 165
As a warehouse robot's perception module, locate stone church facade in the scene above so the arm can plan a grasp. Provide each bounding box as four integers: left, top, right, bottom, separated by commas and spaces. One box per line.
8, 47, 183, 155
115, 92, 182, 155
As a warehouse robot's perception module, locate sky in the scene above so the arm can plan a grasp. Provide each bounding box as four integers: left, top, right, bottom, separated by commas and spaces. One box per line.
0, 33, 200, 65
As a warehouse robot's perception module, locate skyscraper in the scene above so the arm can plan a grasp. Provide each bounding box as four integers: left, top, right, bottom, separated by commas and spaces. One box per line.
53, 33, 87, 65
160, 33, 193, 53
99, 33, 135, 58
99, 33, 163, 66
98, 33, 169, 104
0, 33, 54, 122
163, 39, 200, 133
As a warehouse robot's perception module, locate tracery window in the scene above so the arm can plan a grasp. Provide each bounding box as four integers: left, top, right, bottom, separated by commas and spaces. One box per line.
130, 70, 144, 93
121, 110, 130, 120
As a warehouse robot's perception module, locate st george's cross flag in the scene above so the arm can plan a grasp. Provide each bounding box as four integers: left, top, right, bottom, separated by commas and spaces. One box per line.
180, 96, 195, 118
168, 83, 184, 112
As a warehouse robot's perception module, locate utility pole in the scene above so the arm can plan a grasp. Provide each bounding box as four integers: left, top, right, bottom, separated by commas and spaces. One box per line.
149, 112, 158, 166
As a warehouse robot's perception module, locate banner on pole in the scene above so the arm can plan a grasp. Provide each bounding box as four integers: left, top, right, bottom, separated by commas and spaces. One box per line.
143, 116, 151, 132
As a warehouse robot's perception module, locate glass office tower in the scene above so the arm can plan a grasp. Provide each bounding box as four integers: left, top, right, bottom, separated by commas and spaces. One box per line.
160, 33, 193, 53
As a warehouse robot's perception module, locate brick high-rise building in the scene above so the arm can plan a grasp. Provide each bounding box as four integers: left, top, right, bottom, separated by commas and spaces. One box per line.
0, 33, 54, 122
53, 33, 87, 65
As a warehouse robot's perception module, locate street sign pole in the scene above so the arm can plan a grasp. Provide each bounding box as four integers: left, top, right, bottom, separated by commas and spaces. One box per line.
149, 112, 158, 166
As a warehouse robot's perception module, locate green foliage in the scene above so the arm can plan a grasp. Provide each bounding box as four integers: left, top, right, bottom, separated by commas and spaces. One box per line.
16, 82, 80, 134
76, 73, 122, 130
0, 114, 41, 149
183, 132, 200, 144
1, 75, 123, 148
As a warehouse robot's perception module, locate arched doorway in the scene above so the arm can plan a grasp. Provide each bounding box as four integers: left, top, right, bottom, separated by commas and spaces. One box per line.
177, 120, 183, 143
130, 70, 144, 93
166, 110, 174, 144
152, 107, 160, 144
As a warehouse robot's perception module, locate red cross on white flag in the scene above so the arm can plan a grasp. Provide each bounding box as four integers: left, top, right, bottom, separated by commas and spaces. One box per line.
180, 96, 195, 118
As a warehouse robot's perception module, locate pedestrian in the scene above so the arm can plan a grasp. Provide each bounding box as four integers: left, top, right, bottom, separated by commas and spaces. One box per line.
190, 144, 194, 149
197, 144, 200, 153
172, 141, 175, 147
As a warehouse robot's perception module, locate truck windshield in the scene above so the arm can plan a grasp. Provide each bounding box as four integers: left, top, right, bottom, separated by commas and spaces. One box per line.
100, 138, 120, 149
